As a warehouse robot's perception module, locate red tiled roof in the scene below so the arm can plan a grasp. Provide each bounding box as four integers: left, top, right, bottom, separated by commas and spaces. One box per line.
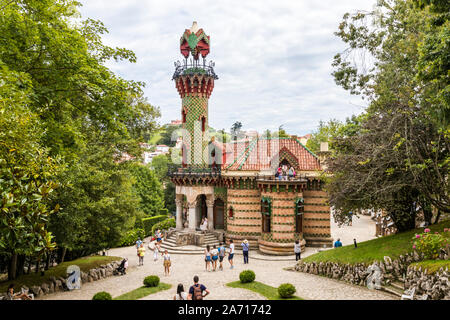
221, 137, 320, 171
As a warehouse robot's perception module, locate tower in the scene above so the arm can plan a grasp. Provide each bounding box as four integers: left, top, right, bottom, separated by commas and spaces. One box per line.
173, 22, 218, 167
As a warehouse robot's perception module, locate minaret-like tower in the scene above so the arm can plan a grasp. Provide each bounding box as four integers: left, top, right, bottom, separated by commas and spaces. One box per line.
173, 21, 218, 167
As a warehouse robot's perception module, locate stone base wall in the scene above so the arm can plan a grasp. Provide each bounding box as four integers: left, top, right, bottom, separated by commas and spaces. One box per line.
258, 238, 306, 255
404, 265, 450, 300
4, 260, 121, 299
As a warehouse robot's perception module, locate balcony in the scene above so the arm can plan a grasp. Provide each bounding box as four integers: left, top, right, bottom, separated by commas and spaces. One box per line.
167, 164, 221, 178
172, 60, 218, 80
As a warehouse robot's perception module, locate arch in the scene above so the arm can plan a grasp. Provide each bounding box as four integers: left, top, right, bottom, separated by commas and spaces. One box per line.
213, 198, 224, 229
270, 146, 299, 170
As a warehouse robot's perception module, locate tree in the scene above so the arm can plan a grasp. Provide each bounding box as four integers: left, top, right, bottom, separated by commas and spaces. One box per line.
0, 64, 61, 279
306, 119, 343, 154
158, 124, 182, 147
328, 0, 449, 230
231, 121, 243, 140
150, 154, 176, 214
1, 0, 161, 262
128, 162, 166, 217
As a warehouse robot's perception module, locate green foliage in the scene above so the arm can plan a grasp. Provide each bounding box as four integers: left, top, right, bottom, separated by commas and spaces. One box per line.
142, 215, 168, 236
303, 220, 450, 264
239, 270, 256, 283
118, 228, 145, 247
128, 163, 165, 216
410, 260, 450, 274
158, 124, 181, 147
306, 119, 343, 154
113, 283, 172, 300
143, 275, 160, 287
227, 281, 302, 300
328, 0, 450, 225
92, 291, 112, 300
151, 218, 175, 236
0, 255, 121, 293
277, 283, 296, 299
412, 228, 449, 259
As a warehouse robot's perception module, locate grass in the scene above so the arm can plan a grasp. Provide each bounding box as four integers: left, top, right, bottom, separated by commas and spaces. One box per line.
0, 255, 122, 293
409, 260, 450, 274
226, 281, 302, 300
148, 129, 164, 145
302, 220, 450, 265
113, 283, 172, 300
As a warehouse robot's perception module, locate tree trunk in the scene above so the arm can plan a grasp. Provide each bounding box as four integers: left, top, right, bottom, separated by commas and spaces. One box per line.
8, 254, 17, 281
434, 210, 442, 224
15, 254, 25, 278
45, 253, 50, 270
26, 257, 32, 274
61, 247, 67, 264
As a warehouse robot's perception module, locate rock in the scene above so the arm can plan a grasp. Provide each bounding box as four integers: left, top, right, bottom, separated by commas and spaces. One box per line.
40, 283, 49, 295
30, 286, 42, 297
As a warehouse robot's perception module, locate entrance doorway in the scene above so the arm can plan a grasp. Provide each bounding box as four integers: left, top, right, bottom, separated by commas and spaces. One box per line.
196, 195, 207, 228
213, 199, 224, 229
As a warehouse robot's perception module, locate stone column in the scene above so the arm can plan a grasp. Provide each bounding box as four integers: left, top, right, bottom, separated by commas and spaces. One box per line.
175, 197, 183, 230
188, 199, 198, 231
206, 198, 214, 231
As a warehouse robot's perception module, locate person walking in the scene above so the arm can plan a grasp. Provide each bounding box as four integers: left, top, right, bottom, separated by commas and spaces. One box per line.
173, 284, 187, 300
218, 242, 225, 271
228, 240, 235, 269
294, 240, 301, 261
163, 249, 171, 276
137, 243, 145, 266
188, 275, 210, 300
241, 239, 249, 264
153, 242, 160, 261
211, 245, 219, 271
204, 244, 211, 271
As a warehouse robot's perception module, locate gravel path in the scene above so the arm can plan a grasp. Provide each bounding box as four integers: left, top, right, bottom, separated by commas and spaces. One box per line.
39, 214, 393, 300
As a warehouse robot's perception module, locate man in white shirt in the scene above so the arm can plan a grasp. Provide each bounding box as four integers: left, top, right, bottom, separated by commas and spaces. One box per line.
228, 239, 235, 269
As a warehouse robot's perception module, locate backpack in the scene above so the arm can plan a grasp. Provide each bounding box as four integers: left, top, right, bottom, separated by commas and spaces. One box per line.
193, 284, 203, 300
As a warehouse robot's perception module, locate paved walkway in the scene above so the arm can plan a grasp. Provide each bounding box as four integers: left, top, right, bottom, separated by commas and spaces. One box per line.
40, 214, 393, 300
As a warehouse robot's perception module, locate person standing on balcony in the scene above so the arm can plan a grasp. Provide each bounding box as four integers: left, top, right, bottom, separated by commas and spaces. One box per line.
288, 166, 295, 180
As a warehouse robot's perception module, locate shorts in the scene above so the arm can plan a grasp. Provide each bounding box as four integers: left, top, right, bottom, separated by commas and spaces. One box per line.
164, 260, 171, 267
228, 253, 234, 260
212, 256, 218, 261
219, 256, 224, 262
205, 256, 211, 262
157, 238, 161, 242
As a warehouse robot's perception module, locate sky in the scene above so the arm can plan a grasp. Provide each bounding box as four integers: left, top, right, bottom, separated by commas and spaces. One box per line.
78, 0, 376, 136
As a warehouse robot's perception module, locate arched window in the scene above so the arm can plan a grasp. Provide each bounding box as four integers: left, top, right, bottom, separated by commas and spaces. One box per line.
261, 197, 272, 233
228, 206, 234, 218
182, 110, 186, 123
295, 198, 304, 233
201, 116, 206, 132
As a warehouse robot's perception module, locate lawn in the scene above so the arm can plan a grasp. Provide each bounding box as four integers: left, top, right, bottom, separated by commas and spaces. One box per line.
302, 220, 450, 265
0, 255, 122, 293
226, 281, 302, 300
113, 283, 172, 300
409, 260, 450, 274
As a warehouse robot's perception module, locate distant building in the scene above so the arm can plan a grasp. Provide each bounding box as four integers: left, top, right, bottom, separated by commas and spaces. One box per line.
170, 120, 182, 126
156, 145, 170, 153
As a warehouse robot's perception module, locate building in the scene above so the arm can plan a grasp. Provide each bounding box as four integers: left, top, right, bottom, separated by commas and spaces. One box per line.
168, 22, 332, 254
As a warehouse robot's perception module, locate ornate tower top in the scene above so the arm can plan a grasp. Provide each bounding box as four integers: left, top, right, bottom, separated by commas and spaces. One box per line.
180, 21, 210, 60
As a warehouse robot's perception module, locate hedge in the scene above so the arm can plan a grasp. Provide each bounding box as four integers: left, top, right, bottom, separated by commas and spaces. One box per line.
142, 215, 168, 236
151, 218, 175, 236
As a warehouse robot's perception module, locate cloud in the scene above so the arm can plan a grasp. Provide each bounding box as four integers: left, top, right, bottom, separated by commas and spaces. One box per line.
78, 0, 375, 135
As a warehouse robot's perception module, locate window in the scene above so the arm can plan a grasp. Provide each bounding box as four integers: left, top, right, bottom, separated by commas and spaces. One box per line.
261, 197, 272, 233
228, 206, 234, 218
182, 110, 186, 123
201, 116, 206, 132
295, 198, 304, 233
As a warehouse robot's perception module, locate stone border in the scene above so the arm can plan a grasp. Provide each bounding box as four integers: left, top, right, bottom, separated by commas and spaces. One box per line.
6, 260, 121, 299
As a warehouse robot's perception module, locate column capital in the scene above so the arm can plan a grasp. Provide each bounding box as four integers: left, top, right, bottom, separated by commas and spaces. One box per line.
175, 198, 183, 206
187, 199, 198, 208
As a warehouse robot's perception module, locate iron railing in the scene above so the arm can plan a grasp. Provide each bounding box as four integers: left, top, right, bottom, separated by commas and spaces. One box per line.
172, 58, 218, 80
167, 164, 221, 178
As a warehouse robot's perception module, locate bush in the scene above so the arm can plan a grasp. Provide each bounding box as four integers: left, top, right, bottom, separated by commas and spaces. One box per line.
143, 275, 160, 287
92, 291, 112, 300
142, 215, 168, 236
278, 283, 296, 299
239, 270, 256, 283
118, 228, 145, 247
412, 228, 449, 259
151, 218, 175, 236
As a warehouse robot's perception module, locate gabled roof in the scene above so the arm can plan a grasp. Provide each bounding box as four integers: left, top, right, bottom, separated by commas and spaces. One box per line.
221, 137, 320, 171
